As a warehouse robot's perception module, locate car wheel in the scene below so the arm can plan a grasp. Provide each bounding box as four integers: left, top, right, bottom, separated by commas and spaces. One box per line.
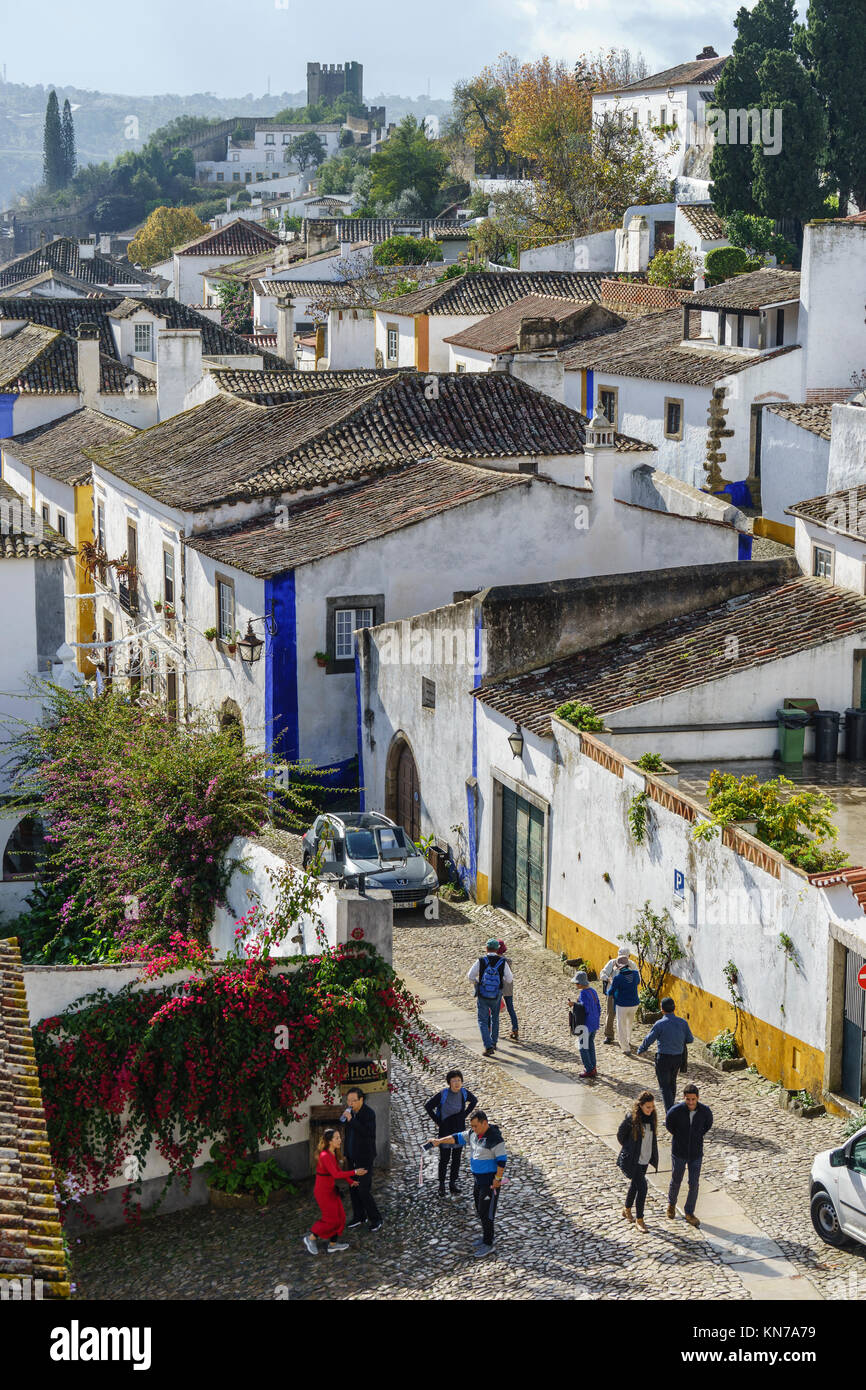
810, 1189, 848, 1246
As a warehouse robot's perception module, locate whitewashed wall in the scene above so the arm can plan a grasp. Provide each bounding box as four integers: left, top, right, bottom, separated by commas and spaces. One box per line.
327, 307, 376, 369
761, 412, 830, 527
794, 514, 866, 597
826, 403, 866, 493
800, 222, 866, 395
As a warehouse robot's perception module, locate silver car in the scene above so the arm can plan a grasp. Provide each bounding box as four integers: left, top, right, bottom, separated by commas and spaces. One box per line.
301, 811, 439, 909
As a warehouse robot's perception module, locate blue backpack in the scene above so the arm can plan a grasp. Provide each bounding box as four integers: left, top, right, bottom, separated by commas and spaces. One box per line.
476, 955, 506, 1000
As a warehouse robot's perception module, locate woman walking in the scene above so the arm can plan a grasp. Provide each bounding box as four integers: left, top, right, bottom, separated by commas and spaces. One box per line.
303, 1128, 367, 1255
571, 969, 601, 1078
616, 1090, 659, 1232
497, 941, 519, 1041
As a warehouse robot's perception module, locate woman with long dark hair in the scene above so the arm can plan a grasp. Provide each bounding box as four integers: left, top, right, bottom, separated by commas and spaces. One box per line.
615, 1090, 659, 1232
303, 1127, 367, 1255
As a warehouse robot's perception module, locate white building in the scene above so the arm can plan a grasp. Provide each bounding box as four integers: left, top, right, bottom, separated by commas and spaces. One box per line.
156, 219, 282, 306
196, 124, 342, 187
0, 236, 162, 297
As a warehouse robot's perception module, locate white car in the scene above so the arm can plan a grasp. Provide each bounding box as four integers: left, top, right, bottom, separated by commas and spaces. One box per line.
810, 1125, 866, 1247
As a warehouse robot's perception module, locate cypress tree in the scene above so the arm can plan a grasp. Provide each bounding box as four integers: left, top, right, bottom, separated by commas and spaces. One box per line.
61, 99, 77, 184
43, 90, 65, 192
799, 0, 866, 212
750, 51, 826, 222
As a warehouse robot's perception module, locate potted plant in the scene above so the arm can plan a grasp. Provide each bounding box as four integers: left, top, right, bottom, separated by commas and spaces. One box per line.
635, 751, 679, 788
203, 627, 218, 642
202, 1142, 298, 1210
554, 700, 606, 732
153, 599, 163, 612
564, 955, 597, 981
226, 631, 238, 656
779, 1088, 825, 1119
314, 650, 329, 667
705, 1028, 747, 1072
637, 985, 662, 1024
164, 602, 176, 620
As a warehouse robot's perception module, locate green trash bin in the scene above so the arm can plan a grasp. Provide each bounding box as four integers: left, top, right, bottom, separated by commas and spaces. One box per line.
777, 707, 809, 763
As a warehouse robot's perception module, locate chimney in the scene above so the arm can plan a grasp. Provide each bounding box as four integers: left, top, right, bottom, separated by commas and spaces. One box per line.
78, 237, 96, 261
76, 323, 101, 407
582, 407, 616, 491
98, 232, 111, 255
276, 299, 295, 363
696, 46, 718, 60
156, 329, 204, 421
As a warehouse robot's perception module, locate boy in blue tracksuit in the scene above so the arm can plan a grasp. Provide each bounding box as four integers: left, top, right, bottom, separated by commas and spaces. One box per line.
433, 1110, 507, 1257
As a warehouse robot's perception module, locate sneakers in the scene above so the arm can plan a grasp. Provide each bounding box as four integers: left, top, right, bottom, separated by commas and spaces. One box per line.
602, 1037, 614, 1045
635, 1218, 648, 1233
474, 1242, 495, 1258
368, 1221, 383, 1233
346, 1220, 364, 1229
327, 1241, 349, 1252
303, 1234, 319, 1256
438, 1186, 447, 1198
666, 1204, 676, 1219
684, 1213, 701, 1228
508, 1031, 519, 1041
483, 1047, 495, 1057
579, 1069, 598, 1079
622, 1206, 634, 1223
449, 1183, 461, 1196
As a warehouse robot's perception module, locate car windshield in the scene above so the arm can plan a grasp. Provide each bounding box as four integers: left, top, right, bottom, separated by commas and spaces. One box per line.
376, 826, 416, 858
344, 830, 378, 859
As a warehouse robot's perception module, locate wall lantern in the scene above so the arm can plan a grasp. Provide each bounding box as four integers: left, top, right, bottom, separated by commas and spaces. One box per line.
237, 621, 264, 664
507, 727, 524, 760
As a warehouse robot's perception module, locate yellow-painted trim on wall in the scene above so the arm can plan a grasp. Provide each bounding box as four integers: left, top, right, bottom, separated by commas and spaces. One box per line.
476, 871, 489, 905
545, 906, 825, 1097
74, 483, 95, 675
753, 517, 795, 546
415, 315, 429, 373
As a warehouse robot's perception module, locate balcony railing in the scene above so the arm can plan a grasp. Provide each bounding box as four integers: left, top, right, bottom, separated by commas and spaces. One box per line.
118, 582, 139, 616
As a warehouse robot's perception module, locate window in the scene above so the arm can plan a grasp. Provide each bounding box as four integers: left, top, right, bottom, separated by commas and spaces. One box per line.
632, 110, 639, 129
128, 643, 142, 698
2, 816, 47, 879
736, 314, 744, 348
166, 665, 178, 719
56, 512, 66, 538
852, 1138, 866, 1174
455, 361, 466, 373
134, 322, 152, 354
41, 503, 49, 524
335, 606, 373, 660
216, 172, 224, 182
386, 324, 399, 362
776, 307, 785, 346
147, 645, 159, 695
233, 172, 241, 181
96, 501, 106, 552
813, 546, 834, 580
325, 594, 384, 670
265, 133, 275, 144
265, 152, 274, 164
231, 152, 240, 161
216, 576, 236, 644
163, 544, 175, 606
421, 677, 436, 708
245, 172, 252, 182
659, 106, 667, 126
103, 615, 114, 680
599, 387, 618, 429
664, 398, 684, 441
282, 134, 291, 144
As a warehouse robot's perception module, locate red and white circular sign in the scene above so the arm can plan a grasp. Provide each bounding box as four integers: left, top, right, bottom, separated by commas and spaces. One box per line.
858, 962, 866, 990
351, 927, 365, 941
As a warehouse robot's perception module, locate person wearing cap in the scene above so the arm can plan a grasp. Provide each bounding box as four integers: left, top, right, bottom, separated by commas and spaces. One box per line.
599, 948, 630, 1045
467, 939, 513, 1057
570, 969, 601, 1078
607, 951, 641, 1053
497, 940, 519, 1042
637, 997, 694, 1114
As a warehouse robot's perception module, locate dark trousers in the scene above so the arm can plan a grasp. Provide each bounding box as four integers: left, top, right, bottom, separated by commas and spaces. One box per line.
349, 1171, 381, 1227
655, 1054, 682, 1114
503, 994, 519, 1033
604, 991, 615, 1041
438, 1144, 462, 1190
473, 1175, 499, 1246
668, 1156, 702, 1216
625, 1163, 649, 1218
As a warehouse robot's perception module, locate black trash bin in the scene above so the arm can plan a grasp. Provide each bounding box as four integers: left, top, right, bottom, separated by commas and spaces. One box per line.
844, 708, 866, 761
813, 709, 841, 762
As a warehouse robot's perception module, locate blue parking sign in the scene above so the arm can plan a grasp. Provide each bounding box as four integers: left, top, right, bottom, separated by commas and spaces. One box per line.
673, 869, 685, 896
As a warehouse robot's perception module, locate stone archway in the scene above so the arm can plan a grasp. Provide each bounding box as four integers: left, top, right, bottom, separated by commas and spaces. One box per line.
218, 698, 244, 745
385, 733, 421, 843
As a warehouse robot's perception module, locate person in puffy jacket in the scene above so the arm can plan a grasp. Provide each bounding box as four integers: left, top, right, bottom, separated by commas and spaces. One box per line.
608, 954, 641, 1053
616, 1090, 659, 1232
571, 969, 601, 1078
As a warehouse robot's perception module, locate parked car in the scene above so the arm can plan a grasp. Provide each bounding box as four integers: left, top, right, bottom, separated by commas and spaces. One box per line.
810, 1125, 866, 1247
301, 811, 438, 910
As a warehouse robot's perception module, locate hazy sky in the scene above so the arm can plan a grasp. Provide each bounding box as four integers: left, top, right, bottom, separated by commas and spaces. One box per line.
4, 0, 805, 99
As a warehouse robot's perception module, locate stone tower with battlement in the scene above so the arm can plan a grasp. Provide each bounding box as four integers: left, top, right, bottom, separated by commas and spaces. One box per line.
307, 61, 363, 108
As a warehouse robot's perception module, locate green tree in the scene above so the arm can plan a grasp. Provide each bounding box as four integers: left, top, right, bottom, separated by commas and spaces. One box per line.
798, 0, 866, 211
42, 90, 66, 192
373, 235, 443, 266
370, 115, 449, 213
127, 205, 209, 268
751, 51, 826, 222
288, 130, 326, 172
61, 99, 76, 184
647, 243, 701, 288
723, 211, 797, 263
217, 280, 254, 334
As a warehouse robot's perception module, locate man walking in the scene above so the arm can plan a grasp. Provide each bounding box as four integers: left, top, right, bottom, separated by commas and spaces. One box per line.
433, 1110, 507, 1257
340, 1086, 383, 1232
424, 1069, 478, 1197
467, 939, 512, 1057
608, 952, 641, 1053
637, 997, 693, 1113
665, 1083, 713, 1227
599, 949, 629, 1045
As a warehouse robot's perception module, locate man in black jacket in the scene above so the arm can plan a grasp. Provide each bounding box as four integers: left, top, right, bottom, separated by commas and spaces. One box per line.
424, 1070, 478, 1197
665, 1083, 713, 1227
340, 1087, 382, 1231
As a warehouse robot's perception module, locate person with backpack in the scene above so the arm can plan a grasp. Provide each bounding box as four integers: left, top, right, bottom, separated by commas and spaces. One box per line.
570, 969, 601, 1078
608, 952, 641, 1053
637, 997, 694, 1113
497, 940, 519, 1041
467, 939, 513, 1056
615, 1089, 659, 1232
424, 1069, 478, 1196
433, 1109, 508, 1256
599, 949, 629, 1045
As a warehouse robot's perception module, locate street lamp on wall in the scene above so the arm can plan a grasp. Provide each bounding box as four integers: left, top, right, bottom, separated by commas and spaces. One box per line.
507, 726, 524, 760
236, 603, 278, 663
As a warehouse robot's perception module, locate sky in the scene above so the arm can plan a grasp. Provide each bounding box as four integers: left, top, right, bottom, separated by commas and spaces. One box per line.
1, 0, 804, 101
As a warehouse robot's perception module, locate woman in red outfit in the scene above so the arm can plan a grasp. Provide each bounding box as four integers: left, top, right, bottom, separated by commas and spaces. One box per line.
303, 1128, 367, 1255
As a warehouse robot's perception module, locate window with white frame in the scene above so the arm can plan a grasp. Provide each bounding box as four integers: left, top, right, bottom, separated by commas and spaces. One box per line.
265, 133, 275, 144
813, 545, 833, 580
335, 606, 373, 660
599, 387, 618, 429
265, 152, 274, 164
163, 545, 175, 606
217, 577, 235, 642
386, 324, 399, 362
97, 502, 106, 551
134, 322, 152, 355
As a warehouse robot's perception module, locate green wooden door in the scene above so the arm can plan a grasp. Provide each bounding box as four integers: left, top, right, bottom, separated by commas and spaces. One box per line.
500, 785, 544, 931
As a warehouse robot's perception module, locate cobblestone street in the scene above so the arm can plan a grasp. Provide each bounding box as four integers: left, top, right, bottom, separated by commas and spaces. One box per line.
71, 900, 866, 1301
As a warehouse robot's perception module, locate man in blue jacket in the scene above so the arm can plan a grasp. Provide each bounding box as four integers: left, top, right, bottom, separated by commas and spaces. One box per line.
665, 1083, 713, 1227
637, 997, 694, 1113
434, 1110, 507, 1257
608, 953, 641, 1053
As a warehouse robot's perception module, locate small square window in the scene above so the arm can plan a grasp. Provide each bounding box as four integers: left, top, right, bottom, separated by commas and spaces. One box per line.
421, 677, 436, 708
216, 172, 224, 182
233, 172, 241, 181
813, 546, 833, 580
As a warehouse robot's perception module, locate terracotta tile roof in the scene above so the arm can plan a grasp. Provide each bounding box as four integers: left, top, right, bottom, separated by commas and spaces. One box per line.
787, 484, 866, 537
378, 270, 614, 316
203, 242, 310, 284
604, 53, 728, 94
0, 322, 59, 385
475, 576, 866, 735
174, 217, 281, 258
559, 307, 800, 386
0, 236, 155, 289
0, 296, 288, 369
90, 372, 645, 511
186, 457, 531, 576
253, 278, 347, 299
0, 938, 70, 1297
0, 321, 153, 396
443, 296, 621, 354
303, 217, 466, 244
0, 267, 106, 297
689, 268, 801, 311
678, 203, 726, 240
844, 211, 866, 223
0, 478, 74, 557
0, 408, 138, 485
765, 402, 833, 442
211, 367, 408, 403
808, 865, 866, 910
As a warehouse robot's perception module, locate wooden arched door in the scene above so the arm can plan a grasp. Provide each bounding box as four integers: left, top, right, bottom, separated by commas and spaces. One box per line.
395, 742, 420, 843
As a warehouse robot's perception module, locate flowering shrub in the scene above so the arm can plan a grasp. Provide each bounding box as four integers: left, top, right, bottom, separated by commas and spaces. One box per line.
10, 684, 269, 959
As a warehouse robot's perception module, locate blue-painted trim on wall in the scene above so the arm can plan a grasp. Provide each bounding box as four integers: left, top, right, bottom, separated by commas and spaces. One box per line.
464, 606, 483, 895
737, 533, 753, 562
0, 394, 18, 446
585, 369, 594, 416
266, 571, 299, 763
354, 640, 365, 811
